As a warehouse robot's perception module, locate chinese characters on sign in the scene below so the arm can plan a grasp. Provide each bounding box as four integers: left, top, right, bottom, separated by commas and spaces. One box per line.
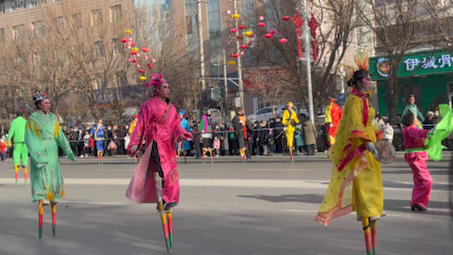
404, 54, 453, 71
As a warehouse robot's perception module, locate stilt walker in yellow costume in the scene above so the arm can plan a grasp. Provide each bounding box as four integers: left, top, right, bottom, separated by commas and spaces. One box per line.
282, 102, 299, 163
315, 50, 385, 255
8, 109, 29, 187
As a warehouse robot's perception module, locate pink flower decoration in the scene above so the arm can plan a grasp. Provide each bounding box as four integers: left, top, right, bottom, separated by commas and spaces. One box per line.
279, 38, 288, 44
259, 16, 264, 20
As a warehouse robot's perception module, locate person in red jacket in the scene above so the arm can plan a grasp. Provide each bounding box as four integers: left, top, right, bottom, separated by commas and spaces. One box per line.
324, 97, 343, 146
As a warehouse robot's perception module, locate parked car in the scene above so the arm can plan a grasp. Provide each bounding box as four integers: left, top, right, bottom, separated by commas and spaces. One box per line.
248, 105, 309, 123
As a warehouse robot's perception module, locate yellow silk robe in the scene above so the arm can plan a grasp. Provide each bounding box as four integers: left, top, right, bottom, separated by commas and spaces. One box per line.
316, 90, 384, 226
282, 109, 300, 148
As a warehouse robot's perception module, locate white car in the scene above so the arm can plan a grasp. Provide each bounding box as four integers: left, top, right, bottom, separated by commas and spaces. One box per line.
248, 105, 309, 123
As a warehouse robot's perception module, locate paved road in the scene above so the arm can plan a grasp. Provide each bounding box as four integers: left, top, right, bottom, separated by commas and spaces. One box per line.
0, 153, 452, 255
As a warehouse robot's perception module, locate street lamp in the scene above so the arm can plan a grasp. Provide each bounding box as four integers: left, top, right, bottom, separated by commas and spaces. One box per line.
193, 0, 209, 91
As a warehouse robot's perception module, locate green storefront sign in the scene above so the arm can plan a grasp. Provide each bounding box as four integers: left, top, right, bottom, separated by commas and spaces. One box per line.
369, 50, 453, 80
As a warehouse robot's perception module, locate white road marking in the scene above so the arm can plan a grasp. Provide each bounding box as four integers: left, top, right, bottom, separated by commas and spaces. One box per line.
60, 200, 123, 205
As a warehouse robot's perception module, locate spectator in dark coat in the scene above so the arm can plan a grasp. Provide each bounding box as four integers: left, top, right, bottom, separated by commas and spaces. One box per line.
302, 118, 318, 156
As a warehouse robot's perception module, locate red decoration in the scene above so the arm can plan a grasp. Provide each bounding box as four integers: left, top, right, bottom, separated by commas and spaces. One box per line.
121, 38, 128, 43
131, 42, 136, 47
240, 44, 249, 49
238, 25, 247, 30
130, 51, 137, 55
257, 22, 266, 27
138, 69, 145, 74
147, 64, 154, 69
230, 28, 238, 33
231, 53, 239, 58
292, 10, 304, 60
131, 59, 138, 63
142, 48, 150, 52
269, 30, 276, 35
282, 16, 290, 21
265, 33, 273, 39
279, 38, 288, 44
236, 35, 243, 39
309, 13, 318, 61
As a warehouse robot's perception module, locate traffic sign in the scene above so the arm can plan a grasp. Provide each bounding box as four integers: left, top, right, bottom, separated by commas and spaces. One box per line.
337, 93, 346, 106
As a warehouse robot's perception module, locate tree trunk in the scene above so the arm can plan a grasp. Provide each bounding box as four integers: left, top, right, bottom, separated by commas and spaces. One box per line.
384, 70, 400, 125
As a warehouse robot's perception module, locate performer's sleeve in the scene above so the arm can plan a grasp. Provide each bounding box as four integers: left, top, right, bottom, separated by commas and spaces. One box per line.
174, 114, 193, 142
417, 109, 425, 122
400, 106, 408, 123
406, 127, 429, 140
90, 126, 95, 136
325, 105, 332, 123
7, 120, 15, 142
282, 110, 289, 126
54, 121, 76, 161
127, 106, 148, 157
425, 104, 453, 161
336, 96, 372, 171
294, 112, 300, 124
25, 119, 49, 167
128, 122, 134, 134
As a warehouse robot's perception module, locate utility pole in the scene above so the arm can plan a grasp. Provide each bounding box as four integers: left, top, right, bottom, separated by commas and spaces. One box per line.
196, 0, 206, 91
233, 0, 245, 111
223, 49, 228, 116
302, 0, 315, 123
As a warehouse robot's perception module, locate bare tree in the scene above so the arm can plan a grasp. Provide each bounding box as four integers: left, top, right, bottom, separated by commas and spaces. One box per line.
222, 0, 360, 118
354, 0, 453, 124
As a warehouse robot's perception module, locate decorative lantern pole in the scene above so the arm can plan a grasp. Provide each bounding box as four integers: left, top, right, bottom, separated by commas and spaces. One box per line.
233, 0, 245, 110
302, 0, 315, 123
309, 13, 318, 61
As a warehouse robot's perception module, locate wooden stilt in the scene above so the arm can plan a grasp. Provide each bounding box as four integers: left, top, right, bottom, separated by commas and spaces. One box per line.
51, 203, 57, 237
362, 217, 372, 255
38, 201, 43, 239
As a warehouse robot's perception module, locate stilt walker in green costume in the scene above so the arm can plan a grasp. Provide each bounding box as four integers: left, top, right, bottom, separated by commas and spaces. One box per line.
25, 92, 76, 239
8, 109, 29, 187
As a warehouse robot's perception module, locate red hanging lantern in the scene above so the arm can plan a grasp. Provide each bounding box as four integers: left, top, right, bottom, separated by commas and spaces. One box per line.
130, 51, 137, 55
121, 38, 128, 43
279, 38, 288, 44
257, 22, 266, 27
131, 42, 136, 47
147, 63, 154, 69
265, 33, 273, 39
142, 48, 150, 52
269, 30, 276, 35
238, 25, 247, 30
240, 44, 249, 49
230, 28, 238, 33
231, 53, 239, 58
138, 69, 145, 74
236, 35, 243, 39
131, 59, 138, 63
282, 16, 290, 21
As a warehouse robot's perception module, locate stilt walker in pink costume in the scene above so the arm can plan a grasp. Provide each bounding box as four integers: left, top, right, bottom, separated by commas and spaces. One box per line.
401, 106, 453, 211
126, 73, 193, 251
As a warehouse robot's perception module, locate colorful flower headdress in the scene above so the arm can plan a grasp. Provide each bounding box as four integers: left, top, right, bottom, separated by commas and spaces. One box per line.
33, 92, 48, 104
336, 49, 370, 86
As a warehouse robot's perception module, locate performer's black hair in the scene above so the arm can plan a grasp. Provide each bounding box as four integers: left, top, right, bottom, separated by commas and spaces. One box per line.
347, 70, 371, 87
401, 111, 415, 127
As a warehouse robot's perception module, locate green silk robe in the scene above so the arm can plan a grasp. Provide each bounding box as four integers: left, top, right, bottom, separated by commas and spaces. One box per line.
25, 111, 75, 202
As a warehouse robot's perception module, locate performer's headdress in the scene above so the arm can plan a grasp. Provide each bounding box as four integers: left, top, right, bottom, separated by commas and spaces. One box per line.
336, 49, 370, 87
16, 109, 24, 116
146, 73, 167, 89
288, 102, 293, 107
134, 114, 138, 119
179, 109, 185, 116
33, 92, 48, 104
329, 97, 337, 103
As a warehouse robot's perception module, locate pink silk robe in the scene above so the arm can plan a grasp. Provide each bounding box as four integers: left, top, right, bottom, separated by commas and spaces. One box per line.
403, 126, 432, 207
126, 97, 192, 204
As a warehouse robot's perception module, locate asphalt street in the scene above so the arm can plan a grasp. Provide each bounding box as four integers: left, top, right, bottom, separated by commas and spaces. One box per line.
0, 153, 452, 255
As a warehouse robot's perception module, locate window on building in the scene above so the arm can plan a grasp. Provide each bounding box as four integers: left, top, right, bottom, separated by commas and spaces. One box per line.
39, 0, 48, 5
11, 0, 25, 11
71, 13, 82, 29
56, 16, 64, 32
94, 41, 103, 57
34, 51, 44, 66
30, 0, 38, 7
96, 76, 104, 90
33, 21, 45, 35
113, 39, 123, 55
13, 25, 24, 40
0, 2, 5, 14
110, 5, 122, 23
91, 9, 102, 26
0, 28, 4, 42
115, 73, 125, 87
